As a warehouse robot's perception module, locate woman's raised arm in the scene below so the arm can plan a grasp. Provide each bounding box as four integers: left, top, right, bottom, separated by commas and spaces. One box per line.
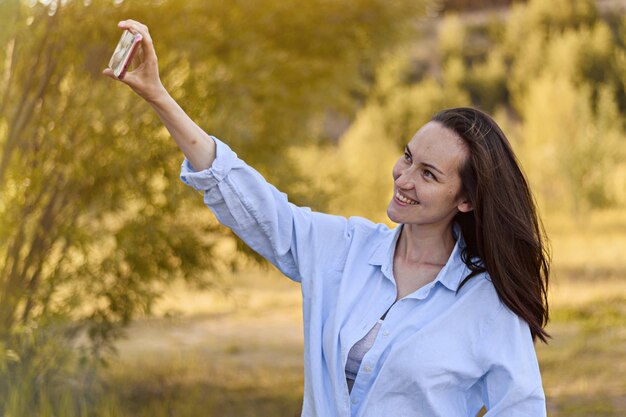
102, 19, 356, 284
103, 20, 216, 171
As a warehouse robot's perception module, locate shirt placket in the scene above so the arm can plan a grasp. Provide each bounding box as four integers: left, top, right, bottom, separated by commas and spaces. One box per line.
349, 280, 442, 417
348, 295, 417, 416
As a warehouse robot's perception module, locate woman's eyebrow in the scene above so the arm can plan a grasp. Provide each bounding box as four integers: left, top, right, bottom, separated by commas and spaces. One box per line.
405, 145, 446, 176
423, 162, 446, 176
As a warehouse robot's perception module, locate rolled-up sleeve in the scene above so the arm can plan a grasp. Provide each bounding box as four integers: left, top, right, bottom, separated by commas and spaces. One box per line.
479, 304, 546, 416
180, 136, 350, 283
180, 136, 244, 190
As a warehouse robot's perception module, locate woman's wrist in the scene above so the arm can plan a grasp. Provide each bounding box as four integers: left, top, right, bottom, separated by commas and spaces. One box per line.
146, 84, 171, 108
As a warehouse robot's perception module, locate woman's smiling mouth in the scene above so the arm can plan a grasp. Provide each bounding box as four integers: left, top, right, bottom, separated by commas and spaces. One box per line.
395, 190, 419, 205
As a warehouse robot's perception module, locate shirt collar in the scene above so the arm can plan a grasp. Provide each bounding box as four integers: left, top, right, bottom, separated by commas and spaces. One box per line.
367, 223, 469, 292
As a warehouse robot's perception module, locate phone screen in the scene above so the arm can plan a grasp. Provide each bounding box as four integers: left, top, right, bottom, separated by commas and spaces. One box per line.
108, 30, 142, 79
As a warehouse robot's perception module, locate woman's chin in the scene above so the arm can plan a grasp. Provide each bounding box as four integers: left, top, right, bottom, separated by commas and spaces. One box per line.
386, 205, 401, 224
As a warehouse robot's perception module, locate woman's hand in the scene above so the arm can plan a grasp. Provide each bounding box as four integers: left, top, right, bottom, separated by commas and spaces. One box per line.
102, 20, 166, 104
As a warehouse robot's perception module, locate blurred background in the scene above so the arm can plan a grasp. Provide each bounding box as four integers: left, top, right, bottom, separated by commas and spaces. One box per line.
1, 0, 625, 415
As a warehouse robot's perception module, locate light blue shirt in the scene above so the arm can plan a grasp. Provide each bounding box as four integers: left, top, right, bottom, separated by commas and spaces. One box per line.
180, 137, 546, 417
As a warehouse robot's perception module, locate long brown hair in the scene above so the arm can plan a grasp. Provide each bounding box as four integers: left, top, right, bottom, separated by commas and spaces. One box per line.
432, 107, 550, 343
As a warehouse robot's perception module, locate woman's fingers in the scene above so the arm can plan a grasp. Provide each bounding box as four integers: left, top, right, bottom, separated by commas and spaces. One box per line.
117, 19, 157, 62
102, 65, 133, 83
102, 68, 116, 79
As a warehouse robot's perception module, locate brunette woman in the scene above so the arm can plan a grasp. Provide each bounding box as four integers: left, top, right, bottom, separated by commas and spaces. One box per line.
104, 20, 550, 417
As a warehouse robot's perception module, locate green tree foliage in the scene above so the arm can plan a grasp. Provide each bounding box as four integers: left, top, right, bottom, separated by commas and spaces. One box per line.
438, 13, 465, 61
337, 0, 626, 214
502, 0, 625, 211
0, 0, 430, 414
521, 76, 621, 212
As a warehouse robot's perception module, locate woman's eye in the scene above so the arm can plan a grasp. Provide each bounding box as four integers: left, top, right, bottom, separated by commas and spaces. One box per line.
423, 170, 436, 180
403, 152, 412, 162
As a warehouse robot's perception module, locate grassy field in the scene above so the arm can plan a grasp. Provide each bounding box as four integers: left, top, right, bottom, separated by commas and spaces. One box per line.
104, 210, 626, 416
104, 269, 305, 417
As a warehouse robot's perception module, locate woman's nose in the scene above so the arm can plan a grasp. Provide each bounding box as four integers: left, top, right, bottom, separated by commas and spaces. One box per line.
395, 170, 415, 189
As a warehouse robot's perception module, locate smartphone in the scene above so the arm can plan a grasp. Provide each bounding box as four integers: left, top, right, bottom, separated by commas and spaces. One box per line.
108, 30, 143, 79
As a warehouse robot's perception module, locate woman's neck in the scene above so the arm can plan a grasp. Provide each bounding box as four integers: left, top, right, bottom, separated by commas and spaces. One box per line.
396, 223, 456, 266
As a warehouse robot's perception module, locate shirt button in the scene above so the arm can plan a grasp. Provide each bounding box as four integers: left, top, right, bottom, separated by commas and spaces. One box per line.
363, 366, 372, 373
382, 330, 390, 337
351, 397, 358, 405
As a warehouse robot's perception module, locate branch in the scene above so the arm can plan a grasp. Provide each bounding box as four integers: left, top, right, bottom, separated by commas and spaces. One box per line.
0, 0, 22, 116
20, 202, 76, 325
0, 171, 67, 334
0, 13, 58, 187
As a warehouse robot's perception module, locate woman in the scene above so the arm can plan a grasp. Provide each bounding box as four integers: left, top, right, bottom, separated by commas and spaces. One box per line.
104, 20, 550, 417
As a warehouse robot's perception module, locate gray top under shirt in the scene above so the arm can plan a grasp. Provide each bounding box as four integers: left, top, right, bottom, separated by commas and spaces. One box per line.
345, 319, 383, 392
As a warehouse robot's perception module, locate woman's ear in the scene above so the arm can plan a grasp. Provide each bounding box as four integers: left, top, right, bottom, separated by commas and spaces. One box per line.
457, 198, 473, 213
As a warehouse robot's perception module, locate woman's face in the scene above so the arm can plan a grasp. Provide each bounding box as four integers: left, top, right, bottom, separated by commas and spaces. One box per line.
387, 121, 473, 228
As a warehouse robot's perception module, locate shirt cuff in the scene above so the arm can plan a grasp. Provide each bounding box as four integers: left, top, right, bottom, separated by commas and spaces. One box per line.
179, 136, 241, 191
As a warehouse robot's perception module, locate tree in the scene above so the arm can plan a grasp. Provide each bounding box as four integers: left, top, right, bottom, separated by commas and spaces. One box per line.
0, 0, 430, 413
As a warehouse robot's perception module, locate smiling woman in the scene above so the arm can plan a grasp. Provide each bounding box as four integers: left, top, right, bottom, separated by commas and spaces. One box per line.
388, 121, 472, 229
105, 19, 550, 417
